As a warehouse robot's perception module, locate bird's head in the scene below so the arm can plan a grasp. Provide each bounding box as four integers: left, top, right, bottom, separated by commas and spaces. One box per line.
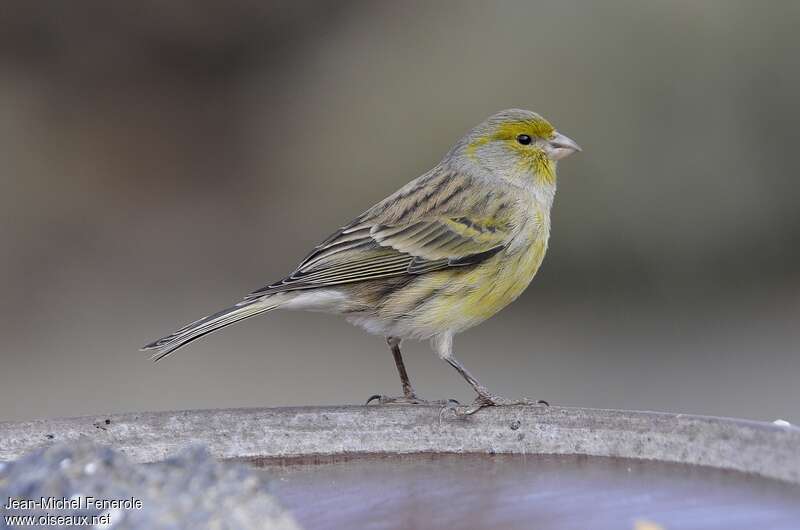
450, 108, 581, 187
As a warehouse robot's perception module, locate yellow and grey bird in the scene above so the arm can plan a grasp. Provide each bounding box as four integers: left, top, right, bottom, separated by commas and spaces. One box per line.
142, 109, 581, 414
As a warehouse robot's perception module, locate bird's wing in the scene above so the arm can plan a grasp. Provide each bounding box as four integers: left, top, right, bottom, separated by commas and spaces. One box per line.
246, 170, 516, 297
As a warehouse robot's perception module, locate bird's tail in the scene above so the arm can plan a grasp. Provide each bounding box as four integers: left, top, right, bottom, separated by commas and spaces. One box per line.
141, 298, 281, 362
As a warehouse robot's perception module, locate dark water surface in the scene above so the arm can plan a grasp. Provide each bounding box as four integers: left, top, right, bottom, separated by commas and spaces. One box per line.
255, 453, 800, 530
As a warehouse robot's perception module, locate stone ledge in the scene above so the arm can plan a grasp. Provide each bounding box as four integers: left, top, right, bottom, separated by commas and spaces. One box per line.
1, 405, 798, 483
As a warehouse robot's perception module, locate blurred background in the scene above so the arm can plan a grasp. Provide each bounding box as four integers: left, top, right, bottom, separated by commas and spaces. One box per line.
1, 1, 798, 423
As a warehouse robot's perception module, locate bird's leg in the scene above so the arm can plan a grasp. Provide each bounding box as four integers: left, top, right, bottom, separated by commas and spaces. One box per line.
443, 355, 549, 416
389, 336, 415, 399
367, 337, 455, 405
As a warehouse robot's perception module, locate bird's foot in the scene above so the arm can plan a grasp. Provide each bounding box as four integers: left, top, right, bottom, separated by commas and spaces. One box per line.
366, 393, 458, 406
441, 393, 549, 418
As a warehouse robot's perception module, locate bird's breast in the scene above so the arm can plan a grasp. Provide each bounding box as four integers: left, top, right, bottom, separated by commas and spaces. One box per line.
460, 231, 549, 318
406, 217, 550, 334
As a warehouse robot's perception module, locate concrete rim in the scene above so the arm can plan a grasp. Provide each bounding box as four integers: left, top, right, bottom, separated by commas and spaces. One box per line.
1, 405, 798, 484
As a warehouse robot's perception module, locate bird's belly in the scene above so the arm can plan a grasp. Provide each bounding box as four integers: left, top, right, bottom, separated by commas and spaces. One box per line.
392, 237, 549, 337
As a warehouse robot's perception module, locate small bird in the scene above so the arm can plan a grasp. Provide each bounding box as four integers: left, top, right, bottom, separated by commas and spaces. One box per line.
143, 109, 581, 414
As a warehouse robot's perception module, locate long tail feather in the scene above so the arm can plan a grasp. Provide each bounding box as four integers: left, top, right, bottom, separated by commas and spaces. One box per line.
141, 299, 280, 362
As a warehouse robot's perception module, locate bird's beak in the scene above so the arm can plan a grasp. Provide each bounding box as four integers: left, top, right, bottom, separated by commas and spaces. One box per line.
548, 132, 582, 160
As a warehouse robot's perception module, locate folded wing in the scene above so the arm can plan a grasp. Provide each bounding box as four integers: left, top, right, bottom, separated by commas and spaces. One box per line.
246, 215, 509, 298
246, 171, 515, 299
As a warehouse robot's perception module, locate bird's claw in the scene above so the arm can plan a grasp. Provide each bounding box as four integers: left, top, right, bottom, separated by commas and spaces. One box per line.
366, 394, 459, 406
440, 394, 549, 419
438, 399, 472, 422
365, 394, 384, 405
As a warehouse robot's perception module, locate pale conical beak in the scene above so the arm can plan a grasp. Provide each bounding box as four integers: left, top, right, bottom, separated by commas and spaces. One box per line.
548, 132, 582, 160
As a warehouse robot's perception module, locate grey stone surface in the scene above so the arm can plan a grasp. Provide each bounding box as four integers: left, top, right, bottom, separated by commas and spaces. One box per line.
1, 405, 799, 484
0, 441, 301, 530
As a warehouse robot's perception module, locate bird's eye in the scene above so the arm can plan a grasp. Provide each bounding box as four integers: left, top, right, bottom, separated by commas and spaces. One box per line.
516, 134, 532, 146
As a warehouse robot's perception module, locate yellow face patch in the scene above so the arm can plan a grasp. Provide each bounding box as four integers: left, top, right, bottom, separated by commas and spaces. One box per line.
467, 117, 557, 185
468, 118, 554, 151
492, 118, 555, 142
528, 149, 556, 186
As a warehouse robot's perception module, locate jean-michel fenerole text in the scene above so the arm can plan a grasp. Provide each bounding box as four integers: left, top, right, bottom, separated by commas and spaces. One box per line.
4, 496, 143, 510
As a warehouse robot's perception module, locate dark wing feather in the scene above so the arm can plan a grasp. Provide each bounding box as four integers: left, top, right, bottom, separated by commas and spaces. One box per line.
245, 217, 508, 299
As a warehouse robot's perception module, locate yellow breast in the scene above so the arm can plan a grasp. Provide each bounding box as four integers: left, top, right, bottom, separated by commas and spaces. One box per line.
405, 216, 550, 333
454, 236, 548, 321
